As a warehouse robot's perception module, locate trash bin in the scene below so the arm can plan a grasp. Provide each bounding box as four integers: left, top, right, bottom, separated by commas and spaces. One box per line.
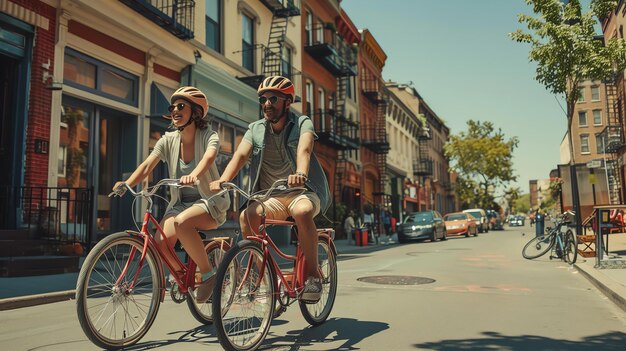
535, 213, 545, 237
353, 228, 368, 246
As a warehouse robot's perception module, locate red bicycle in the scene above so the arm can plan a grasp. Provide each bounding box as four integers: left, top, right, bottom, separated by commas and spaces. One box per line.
212, 180, 338, 351
75, 179, 233, 349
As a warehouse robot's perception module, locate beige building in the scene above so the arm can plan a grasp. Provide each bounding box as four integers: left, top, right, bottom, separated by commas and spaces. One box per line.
385, 82, 428, 218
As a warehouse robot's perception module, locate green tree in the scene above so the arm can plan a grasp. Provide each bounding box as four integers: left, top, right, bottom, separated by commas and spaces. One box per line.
514, 193, 531, 214
510, 0, 626, 180
504, 186, 522, 215
444, 120, 519, 209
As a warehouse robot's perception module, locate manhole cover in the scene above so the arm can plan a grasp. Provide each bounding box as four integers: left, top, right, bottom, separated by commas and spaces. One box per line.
357, 275, 436, 285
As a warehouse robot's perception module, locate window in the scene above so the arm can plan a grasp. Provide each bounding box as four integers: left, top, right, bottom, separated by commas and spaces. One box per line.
346, 76, 353, 100
593, 110, 602, 125
305, 11, 313, 46
58, 145, 67, 177
591, 86, 600, 101
63, 48, 138, 106
282, 46, 292, 80
578, 111, 587, 127
578, 87, 585, 102
242, 14, 254, 71
205, 0, 221, 52
315, 18, 323, 44
318, 88, 325, 119
597, 135, 605, 154
580, 134, 590, 153
305, 81, 313, 115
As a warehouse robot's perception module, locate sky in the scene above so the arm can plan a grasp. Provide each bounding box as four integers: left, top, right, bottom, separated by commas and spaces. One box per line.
341, 0, 580, 194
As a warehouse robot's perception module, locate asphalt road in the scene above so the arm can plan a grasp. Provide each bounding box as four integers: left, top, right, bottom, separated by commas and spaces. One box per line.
1, 225, 626, 350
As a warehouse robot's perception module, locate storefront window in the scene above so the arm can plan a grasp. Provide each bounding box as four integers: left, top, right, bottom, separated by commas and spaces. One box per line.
58, 103, 91, 189
101, 68, 135, 101
64, 48, 138, 106
64, 54, 96, 89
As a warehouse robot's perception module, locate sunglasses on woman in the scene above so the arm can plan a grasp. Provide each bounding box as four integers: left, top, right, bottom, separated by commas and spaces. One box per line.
259, 96, 286, 105
168, 102, 186, 112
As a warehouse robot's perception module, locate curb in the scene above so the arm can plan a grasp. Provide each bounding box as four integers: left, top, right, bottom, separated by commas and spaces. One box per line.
574, 262, 626, 313
0, 290, 75, 311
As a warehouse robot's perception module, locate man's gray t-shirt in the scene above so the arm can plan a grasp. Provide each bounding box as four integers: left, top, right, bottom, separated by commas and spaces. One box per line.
243, 119, 315, 190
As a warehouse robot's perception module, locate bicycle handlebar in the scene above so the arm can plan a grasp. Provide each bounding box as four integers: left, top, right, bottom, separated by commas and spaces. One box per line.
219, 179, 306, 204
108, 178, 195, 198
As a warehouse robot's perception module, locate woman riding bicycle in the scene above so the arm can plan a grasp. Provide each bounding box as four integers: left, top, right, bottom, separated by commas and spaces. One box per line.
112, 86, 229, 303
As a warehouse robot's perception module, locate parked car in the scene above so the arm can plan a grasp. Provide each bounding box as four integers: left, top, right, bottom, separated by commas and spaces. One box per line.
486, 210, 504, 230
509, 215, 525, 227
443, 212, 478, 237
398, 210, 447, 243
463, 208, 489, 233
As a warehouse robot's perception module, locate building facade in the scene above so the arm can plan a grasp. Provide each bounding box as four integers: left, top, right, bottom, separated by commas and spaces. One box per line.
385, 82, 429, 220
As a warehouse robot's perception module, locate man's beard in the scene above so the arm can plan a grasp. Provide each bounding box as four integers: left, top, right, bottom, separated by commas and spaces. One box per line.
265, 105, 287, 124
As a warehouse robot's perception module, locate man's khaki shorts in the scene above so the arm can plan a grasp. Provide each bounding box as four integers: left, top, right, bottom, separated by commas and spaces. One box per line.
261, 191, 321, 220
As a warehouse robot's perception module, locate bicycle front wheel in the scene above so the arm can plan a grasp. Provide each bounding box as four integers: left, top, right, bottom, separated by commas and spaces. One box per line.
522, 234, 555, 259
186, 240, 231, 325
299, 236, 338, 326
564, 230, 578, 264
212, 240, 275, 351
76, 232, 162, 349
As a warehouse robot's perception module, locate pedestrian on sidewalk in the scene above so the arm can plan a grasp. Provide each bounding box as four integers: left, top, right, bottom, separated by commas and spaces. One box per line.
382, 207, 393, 244
344, 210, 356, 244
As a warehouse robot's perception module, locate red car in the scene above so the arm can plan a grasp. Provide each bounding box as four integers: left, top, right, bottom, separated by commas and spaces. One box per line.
444, 212, 478, 237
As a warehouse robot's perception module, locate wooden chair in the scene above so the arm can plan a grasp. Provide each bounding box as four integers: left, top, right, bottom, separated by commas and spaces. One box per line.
577, 211, 597, 257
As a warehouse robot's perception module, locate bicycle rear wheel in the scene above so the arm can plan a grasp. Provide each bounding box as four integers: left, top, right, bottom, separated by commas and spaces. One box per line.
522, 234, 555, 259
76, 232, 162, 349
299, 236, 337, 325
563, 230, 578, 264
186, 240, 231, 324
212, 240, 275, 351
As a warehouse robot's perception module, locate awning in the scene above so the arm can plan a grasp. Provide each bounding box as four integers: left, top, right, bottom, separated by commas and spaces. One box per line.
150, 82, 174, 117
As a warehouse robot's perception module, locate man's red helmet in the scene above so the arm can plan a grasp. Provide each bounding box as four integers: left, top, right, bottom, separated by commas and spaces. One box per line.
257, 76, 295, 102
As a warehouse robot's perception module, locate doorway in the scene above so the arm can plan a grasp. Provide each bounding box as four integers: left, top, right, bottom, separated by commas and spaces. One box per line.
59, 97, 137, 238
0, 55, 18, 187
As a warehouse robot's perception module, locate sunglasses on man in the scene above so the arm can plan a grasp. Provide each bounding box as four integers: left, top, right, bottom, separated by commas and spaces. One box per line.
259, 96, 287, 105
168, 102, 186, 112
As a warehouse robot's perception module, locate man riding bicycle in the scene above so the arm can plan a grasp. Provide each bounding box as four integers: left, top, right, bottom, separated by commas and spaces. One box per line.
210, 75, 330, 303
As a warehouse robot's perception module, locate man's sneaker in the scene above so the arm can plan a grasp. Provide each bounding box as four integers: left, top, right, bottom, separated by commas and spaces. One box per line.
301, 277, 322, 304
195, 274, 216, 304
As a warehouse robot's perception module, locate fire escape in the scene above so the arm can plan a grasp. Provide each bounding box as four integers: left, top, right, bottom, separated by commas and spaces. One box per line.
238, 0, 301, 89
120, 0, 195, 39
598, 78, 625, 204
413, 127, 433, 209
304, 24, 359, 215
361, 74, 391, 206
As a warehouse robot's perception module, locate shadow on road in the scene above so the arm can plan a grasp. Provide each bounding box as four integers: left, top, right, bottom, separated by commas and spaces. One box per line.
413, 331, 626, 351
119, 324, 219, 350
261, 317, 389, 350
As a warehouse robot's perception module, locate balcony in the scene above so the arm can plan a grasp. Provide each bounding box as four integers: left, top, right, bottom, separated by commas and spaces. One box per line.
599, 125, 624, 153
260, 0, 301, 17
120, 0, 195, 39
361, 127, 390, 153
361, 77, 386, 104
305, 25, 357, 77
413, 159, 433, 176
312, 110, 360, 150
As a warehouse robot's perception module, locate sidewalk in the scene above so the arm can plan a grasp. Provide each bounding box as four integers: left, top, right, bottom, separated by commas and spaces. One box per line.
573, 232, 626, 312
0, 234, 396, 311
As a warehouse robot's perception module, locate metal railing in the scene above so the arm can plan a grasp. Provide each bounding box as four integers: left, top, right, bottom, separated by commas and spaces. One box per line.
120, 0, 195, 39
0, 186, 93, 247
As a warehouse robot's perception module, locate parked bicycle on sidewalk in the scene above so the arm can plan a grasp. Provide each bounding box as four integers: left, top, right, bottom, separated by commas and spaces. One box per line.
211, 179, 338, 351
75, 179, 233, 349
522, 210, 577, 264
